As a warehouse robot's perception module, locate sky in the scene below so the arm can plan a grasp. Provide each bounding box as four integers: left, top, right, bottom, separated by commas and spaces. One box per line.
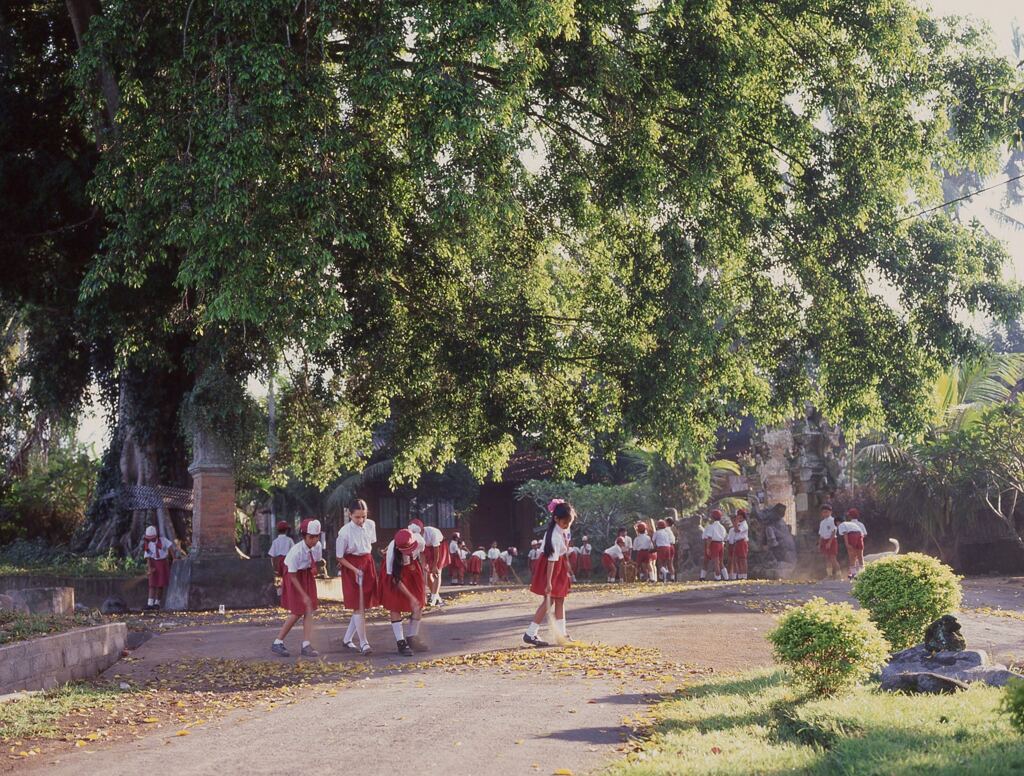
76, 1, 1024, 451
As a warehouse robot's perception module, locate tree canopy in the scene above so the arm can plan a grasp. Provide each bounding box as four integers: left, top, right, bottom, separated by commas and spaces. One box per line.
5, 0, 1024, 499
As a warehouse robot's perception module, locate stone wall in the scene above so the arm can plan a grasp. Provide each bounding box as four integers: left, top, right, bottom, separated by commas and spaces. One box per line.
0, 623, 127, 694
0, 575, 149, 609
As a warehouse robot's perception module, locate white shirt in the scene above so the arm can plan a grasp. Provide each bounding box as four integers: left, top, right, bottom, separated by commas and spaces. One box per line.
839, 520, 866, 536
567, 545, 580, 555
458, 548, 468, 560
143, 536, 172, 560
487, 547, 500, 560
544, 525, 570, 561
499, 550, 513, 564
633, 534, 654, 551
620, 535, 633, 551
728, 520, 749, 544
283, 540, 322, 573
818, 516, 837, 539
604, 544, 625, 560
528, 548, 541, 560
654, 528, 675, 547
472, 550, 487, 560
268, 535, 293, 558
336, 518, 376, 556
703, 522, 728, 542
449, 539, 460, 556
582, 543, 592, 555
423, 525, 444, 547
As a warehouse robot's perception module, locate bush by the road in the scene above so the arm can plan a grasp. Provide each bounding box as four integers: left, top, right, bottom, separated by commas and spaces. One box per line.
769, 597, 890, 696
852, 553, 962, 650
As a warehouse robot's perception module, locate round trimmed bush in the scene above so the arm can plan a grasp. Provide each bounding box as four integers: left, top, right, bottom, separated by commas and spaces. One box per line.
851, 553, 962, 651
768, 597, 890, 695
1002, 678, 1024, 734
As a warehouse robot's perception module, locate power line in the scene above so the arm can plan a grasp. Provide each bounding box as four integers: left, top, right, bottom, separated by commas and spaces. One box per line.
894, 172, 1024, 224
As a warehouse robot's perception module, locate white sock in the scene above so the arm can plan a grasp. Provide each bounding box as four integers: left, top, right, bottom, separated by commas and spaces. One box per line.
147, 598, 154, 606
301, 640, 310, 648
273, 639, 284, 645
406, 619, 420, 638
556, 618, 567, 636
392, 621, 404, 641
526, 622, 540, 638
714, 575, 721, 581
700, 569, 706, 579
344, 618, 357, 643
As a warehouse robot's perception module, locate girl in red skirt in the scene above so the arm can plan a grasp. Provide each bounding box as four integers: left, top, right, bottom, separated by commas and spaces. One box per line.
602, 537, 626, 582
448, 533, 465, 585
272, 518, 323, 658
839, 508, 867, 579
727, 509, 750, 580
469, 547, 486, 585
142, 525, 176, 610
335, 498, 378, 655
379, 528, 426, 656
632, 523, 655, 582
523, 500, 575, 647
578, 536, 593, 578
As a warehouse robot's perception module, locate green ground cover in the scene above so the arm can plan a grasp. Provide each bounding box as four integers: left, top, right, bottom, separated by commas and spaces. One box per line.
0, 540, 144, 577
610, 669, 1024, 775
0, 609, 105, 645
0, 684, 122, 741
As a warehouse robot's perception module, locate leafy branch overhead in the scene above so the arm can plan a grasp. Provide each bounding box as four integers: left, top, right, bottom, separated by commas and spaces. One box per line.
8, 0, 1024, 491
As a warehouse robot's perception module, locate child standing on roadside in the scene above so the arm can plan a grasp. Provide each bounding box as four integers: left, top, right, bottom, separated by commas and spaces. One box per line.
818, 503, 840, 579
727, 509, 750, 580
143, 525, 176, 611
522, 500, 576, 646
701, 510, 728, 581
469, 546, 486, 585
335, 499, 378, 655
578, 535, 593, 579
654, 519, 674, 582
268, 520, 293, 580
272, 518, 323, 658
448, 532, 464, 585
839, 508, 867, 579
602, 537, 626, 582
633, 522, 655, 582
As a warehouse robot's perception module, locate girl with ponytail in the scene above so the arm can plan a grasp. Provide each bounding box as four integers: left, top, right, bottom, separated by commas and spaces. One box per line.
523, 499, 576, 647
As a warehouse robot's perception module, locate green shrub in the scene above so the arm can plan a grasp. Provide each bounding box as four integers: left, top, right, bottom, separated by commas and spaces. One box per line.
1003, 678, 1024, 734
768, 597, 890, 696
851, 553, 962, 651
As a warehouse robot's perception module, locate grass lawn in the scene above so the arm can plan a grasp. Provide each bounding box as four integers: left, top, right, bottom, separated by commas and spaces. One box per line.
0, 609, 105, 645
0, 684, 122, 741
609, 669, 1024, 775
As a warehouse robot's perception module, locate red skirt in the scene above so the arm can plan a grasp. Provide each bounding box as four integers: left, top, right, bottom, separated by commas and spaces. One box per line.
601, 554, 617, 573
468, 556, 483, 574
378, 559, 426, 613
271, 555, 285, 577
424, 543, 451, 569
529, 557, 572, 599
819, 537, 838, 556
450, 552, 465, 571
530, 557, 542, 577
281, 567, 319, 616
706, 540, 724, 560
844, 533, 864, 550
578, 553, 592, 572
493, 558, 508, 578
636, 549, 655, 564
340, 553, 379, 609
147, 557, 170, 588
567, 553, 579, 572
656, 546, 673, 563
732, 539, 749, 559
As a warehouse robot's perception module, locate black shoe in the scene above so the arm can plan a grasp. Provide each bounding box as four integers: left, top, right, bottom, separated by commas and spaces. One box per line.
523, 633, 549, 648
396, 639, 414, 656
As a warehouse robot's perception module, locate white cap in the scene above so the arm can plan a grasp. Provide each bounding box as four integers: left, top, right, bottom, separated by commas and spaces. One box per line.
145, 526, 157, 538
582, 535, 589, 541
409, 524, 421, 534
306, 519, 322, 536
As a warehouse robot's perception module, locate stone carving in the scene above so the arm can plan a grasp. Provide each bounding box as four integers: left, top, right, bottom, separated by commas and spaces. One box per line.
924, 615, 967, 655
881, 645, 1019, 693
749, 502, 797, 578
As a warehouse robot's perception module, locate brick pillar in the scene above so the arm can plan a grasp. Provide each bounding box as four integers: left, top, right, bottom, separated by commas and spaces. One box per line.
190, 465, 236, 555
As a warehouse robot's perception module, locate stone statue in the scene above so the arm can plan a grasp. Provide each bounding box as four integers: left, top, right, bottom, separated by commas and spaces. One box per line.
749, 501, 797, 578
924, 615, 967, 655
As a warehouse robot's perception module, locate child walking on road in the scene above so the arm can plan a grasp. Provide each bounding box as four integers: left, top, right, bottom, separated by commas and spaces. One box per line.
523, 500, 576, 647
272, 518, 323, 658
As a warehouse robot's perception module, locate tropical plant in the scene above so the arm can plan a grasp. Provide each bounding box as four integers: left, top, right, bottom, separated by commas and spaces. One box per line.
517, 479, 653, 549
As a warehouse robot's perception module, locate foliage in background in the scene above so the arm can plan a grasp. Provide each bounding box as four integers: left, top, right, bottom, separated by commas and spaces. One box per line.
1003, 678, 1024, 735
0, 538, 144, 577
852, 553, 963, 650
0, 444, 98, 544
517, 479, 653, 549
768, 597, 890, 696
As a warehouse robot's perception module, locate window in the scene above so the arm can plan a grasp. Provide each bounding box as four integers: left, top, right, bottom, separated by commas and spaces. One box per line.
379, 496, 408, 529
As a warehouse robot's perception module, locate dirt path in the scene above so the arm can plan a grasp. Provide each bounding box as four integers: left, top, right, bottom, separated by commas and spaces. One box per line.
16, 578, 1024, 775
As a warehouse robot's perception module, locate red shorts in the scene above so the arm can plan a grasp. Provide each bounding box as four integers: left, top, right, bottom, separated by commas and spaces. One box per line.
147, 557, 170, 588
656, 546, 673, 564
468, 556, 483, 574
281, 567, 318, 616
731, 539, 749, 559
844, 533, 864, 550
601, 553, 618, 573
529, 557, 572, 599
378, 558, 426, 613
424, 543, 451, 569
705, 541, 724, 560
340, 553, 379, 609
819, 537, 839, 556
636, 549, 654, 564
578, 554, 592, 572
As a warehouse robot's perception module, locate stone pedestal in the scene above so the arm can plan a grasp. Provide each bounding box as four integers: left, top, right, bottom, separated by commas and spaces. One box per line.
758, 428, 798, 533
165, 429, 274, 611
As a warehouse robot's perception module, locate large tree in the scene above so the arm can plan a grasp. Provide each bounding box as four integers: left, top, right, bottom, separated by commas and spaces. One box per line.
4, 0, 1024, 549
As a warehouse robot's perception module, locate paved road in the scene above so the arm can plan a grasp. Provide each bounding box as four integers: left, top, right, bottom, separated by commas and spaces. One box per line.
21, 578, 1024, 776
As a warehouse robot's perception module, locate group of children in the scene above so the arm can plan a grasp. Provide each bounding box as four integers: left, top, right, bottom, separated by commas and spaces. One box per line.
817, 503, 867, 579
